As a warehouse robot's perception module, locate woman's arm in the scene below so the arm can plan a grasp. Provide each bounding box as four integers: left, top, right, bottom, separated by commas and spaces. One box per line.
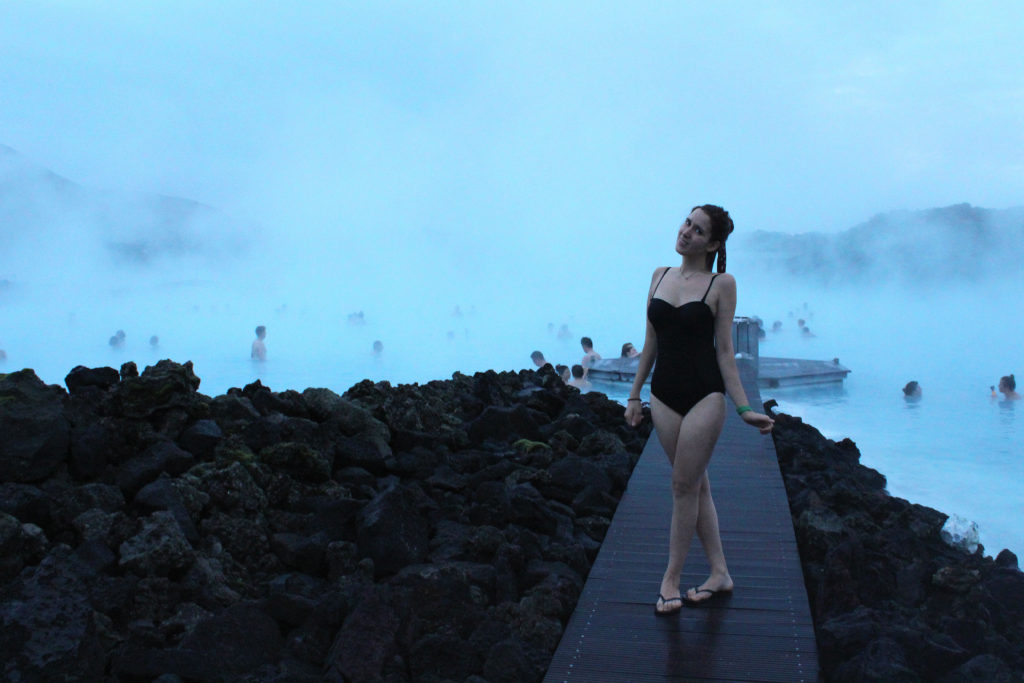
712, 274, 774, 433
624, 269, 663, 427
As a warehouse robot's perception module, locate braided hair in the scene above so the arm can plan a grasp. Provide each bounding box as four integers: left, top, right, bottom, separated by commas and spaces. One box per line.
692, 204, 734, 273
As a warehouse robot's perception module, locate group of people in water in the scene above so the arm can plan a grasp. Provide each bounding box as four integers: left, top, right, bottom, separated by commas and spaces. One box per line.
901, 374, 1020, 401
250, 324, 385, 362
531, 336, 641, 392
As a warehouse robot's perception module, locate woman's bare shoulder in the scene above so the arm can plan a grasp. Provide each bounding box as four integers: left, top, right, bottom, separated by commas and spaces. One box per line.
714, 272, 737, 289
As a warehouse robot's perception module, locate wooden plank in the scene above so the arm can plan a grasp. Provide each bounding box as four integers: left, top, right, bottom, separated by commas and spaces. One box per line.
545, 361, 819, 683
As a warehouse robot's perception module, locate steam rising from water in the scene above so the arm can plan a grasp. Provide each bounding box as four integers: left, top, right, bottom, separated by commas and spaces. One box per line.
2, 149, 1022, 556
1, 151, 1021, 398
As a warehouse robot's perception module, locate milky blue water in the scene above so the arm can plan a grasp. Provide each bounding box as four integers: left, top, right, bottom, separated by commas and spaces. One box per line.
3, 273, 1021, 559
593, 288, 1024, 560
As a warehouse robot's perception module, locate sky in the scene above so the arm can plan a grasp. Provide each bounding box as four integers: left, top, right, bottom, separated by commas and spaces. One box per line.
2, 1, 1023, 249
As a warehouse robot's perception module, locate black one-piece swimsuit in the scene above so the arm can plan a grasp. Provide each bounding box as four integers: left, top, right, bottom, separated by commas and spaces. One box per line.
647, 268, 726, 418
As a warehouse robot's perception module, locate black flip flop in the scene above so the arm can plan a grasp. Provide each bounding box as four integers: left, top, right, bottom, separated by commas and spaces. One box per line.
682, 586, 733, 608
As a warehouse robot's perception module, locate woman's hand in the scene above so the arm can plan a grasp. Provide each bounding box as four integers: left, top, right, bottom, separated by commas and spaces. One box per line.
741, 410, 774, 434
624, 401, 644, 427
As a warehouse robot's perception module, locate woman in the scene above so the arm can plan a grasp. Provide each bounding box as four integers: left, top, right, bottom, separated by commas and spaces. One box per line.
624, 204, 774, 616
998, 374, 1021, 400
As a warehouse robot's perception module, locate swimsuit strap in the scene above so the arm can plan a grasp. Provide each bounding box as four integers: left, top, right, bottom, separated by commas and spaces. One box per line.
700, 274, 720, 302
651, 267, 671, 297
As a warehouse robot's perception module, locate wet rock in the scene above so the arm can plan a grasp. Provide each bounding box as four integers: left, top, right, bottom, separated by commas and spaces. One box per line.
120, 360, 139, 379
0, 512, 48, 581
64, 365, 120, 395
0, 547, 105, 681
200, 510, 270, 565
113, 603, 282, 681
68, 419, 115, 479
195, 461, 266, 512
995, 548, 1019, 570
357, 482, 430, 576
178, 418, 222, 460
119, 510, 195, 577
0, 369, 71, 482
260, 441, 332, 483
271, 532, 326, 574
771, 410, 1024, 680
0, 482, 51, 527
116, 439, 195, 495
324, 587, 401, 682
114, 359, 201, 419
1, 363, 650, 682
135, 475, 200, 544
467, 404, 542, 444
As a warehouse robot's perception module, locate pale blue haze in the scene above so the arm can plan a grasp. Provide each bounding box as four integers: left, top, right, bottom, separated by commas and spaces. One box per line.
1, 3, 1022, 554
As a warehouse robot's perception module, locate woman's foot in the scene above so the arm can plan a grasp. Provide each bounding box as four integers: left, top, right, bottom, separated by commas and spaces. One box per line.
654, 594, 683, 616
684, 574, 734, 605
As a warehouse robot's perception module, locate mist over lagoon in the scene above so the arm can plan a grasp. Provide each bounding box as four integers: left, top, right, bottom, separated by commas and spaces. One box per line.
2, 149, 1022, 559
2, 3, 1023, 559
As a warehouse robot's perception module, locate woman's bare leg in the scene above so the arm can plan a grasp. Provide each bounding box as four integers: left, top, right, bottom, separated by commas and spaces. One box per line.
650, 393, 726, 611
687, 474, 734, 602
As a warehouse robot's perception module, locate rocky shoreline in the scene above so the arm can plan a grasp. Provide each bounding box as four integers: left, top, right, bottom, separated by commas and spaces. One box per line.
2, 360, 1022, 681
770, 406, 1024, 681
1, 361, 650, 681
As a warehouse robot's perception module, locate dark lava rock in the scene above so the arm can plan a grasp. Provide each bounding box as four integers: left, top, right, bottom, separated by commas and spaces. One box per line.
0, 362, 650, 682
357, 482, 431, 576
1, 547, 106, 681
64, 365, 120, 395
113, 359, 202, 419
0, 369, 71, 482
178, 418, 223, 460
770, 409, 1024, 680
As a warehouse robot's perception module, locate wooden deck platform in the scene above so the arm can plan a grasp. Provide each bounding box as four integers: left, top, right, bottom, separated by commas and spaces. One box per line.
757, 357, 850, 389
545, 362, 819, 682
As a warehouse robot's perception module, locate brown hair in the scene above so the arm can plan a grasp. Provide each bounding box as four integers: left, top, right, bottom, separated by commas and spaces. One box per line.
692, 204, 734, 272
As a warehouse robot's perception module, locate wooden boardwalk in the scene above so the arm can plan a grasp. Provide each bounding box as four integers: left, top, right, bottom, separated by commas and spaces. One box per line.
545, 362, 819, 682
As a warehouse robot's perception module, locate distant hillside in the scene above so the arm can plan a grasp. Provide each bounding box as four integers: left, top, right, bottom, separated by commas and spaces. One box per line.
0, 144, 252, 271
735, 203, 1024, 285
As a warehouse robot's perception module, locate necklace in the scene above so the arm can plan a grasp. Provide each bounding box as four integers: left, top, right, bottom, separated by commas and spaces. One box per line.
679, 268, 703, 281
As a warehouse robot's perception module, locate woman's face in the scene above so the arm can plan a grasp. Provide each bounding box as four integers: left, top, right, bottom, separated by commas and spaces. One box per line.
676, 209, 716, 257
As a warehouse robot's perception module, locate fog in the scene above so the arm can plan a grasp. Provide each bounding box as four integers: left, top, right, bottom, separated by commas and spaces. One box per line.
2, 3, 1023, 551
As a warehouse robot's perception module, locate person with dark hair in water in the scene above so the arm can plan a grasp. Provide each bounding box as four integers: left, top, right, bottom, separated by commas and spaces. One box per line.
251, 325, 267, 361
624, 204, 774, 615
580, 336, 602, 373
555, 364, 571, 384
902, 381, 922, 399
998, 374, 1020, 400
530, 350, 552, 369
621, 342, 640, 358
568, 364, 591, 391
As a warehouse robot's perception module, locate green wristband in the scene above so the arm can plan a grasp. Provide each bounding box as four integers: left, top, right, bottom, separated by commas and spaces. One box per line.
736, 405, 753, 415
